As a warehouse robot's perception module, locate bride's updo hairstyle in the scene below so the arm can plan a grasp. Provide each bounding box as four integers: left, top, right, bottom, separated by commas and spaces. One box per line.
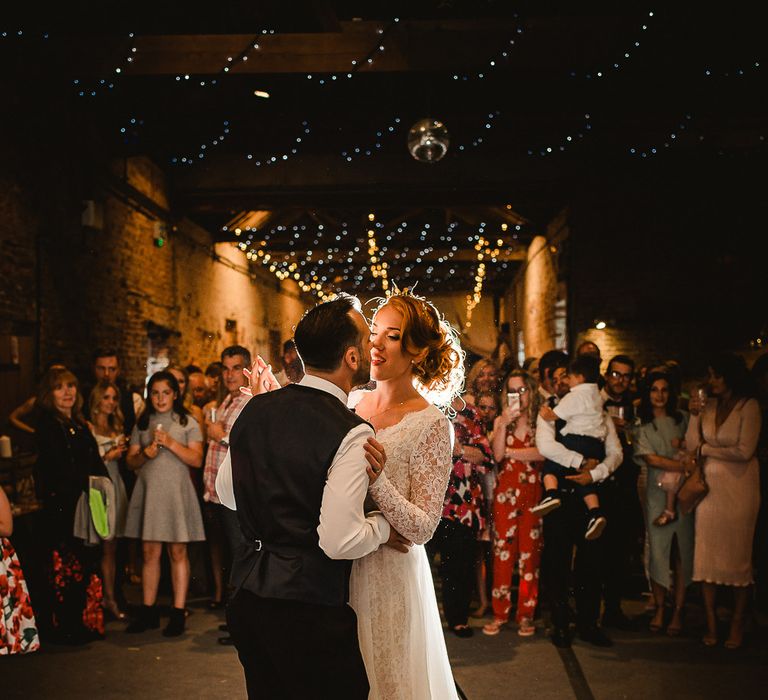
374, 288, 465, 408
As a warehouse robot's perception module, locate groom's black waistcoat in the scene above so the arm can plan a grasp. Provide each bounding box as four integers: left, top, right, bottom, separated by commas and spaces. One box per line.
228, 383, 369, 607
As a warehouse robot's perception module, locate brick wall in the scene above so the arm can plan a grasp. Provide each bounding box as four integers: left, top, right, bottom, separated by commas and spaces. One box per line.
0, 177, 37, 335
0, 155, 310, 409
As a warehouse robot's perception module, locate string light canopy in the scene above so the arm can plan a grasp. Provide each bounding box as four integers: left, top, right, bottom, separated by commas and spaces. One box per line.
218, 206, 531, 301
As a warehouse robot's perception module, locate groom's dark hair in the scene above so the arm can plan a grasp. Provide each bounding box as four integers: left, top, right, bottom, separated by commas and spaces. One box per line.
294, 293, 364, 372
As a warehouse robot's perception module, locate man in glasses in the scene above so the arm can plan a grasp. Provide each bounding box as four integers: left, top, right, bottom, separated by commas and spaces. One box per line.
599, 355, 642, 631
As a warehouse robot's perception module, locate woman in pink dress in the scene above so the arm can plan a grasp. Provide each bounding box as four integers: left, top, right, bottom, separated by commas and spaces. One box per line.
685, 353, 761, 649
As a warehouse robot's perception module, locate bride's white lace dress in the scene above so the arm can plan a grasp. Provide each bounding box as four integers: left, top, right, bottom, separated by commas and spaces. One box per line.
348, 393, 458, 699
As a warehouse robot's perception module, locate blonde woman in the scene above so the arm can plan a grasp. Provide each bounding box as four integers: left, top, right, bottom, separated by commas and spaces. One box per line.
463, 357, 501, 406
88, 381, 130, 620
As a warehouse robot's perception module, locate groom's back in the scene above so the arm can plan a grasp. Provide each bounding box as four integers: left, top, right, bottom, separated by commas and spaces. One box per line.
228, 383, 366, 606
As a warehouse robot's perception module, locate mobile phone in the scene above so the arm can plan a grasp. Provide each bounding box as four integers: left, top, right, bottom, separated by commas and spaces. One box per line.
506, 392, 521, 412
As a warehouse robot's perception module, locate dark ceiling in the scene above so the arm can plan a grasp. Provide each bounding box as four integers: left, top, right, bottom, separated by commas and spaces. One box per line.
2, 1, 765, 297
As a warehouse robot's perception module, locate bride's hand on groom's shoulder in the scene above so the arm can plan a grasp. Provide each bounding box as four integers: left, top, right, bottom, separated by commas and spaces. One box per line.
385, 527, 413, 554
242, 355, 282, 397
364, 437, 386, 484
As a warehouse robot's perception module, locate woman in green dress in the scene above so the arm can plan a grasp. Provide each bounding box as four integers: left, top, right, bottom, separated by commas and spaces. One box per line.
633, 371, 692, 635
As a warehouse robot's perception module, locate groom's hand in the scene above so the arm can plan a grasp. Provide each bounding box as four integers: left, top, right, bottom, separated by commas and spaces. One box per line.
385, 527, 412, 554
364, 437, 386, 484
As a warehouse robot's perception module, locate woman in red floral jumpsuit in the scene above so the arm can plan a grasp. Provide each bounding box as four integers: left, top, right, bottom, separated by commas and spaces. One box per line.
483, 370, 544, 637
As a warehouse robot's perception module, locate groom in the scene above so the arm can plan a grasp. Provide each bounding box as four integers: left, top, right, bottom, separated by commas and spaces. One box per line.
216, 294, 409, 699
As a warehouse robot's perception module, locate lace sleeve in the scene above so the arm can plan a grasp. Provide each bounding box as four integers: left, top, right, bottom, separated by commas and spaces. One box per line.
368, 415, 453, 545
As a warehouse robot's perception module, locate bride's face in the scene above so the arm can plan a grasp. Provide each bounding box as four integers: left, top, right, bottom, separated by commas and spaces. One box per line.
369, 304, 417, 382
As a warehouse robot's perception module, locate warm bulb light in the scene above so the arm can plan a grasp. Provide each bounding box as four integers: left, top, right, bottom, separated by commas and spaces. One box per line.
595, 321, 607, 330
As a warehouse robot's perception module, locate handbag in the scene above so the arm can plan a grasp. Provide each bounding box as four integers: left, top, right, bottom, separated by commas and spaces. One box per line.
73, 476, 116, 545
677, 447, 708, 515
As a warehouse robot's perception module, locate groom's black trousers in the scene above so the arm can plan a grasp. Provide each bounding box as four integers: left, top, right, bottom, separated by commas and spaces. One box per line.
227, 589, 369, 700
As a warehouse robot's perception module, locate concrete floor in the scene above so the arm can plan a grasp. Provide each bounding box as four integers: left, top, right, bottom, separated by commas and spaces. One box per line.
3, 593, 767, 699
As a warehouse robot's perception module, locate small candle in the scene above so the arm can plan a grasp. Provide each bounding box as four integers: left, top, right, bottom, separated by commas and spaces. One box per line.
0, 435, 11, 458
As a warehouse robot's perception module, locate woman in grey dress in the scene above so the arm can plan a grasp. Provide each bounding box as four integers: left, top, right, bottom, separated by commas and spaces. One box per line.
125, 371, 204, 637
633, 372, 692, 636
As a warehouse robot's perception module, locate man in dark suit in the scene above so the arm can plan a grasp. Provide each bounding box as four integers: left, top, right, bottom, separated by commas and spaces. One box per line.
216, 294, 408, 700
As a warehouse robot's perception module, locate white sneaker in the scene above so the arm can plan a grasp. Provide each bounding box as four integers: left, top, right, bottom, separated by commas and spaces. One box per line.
530, 494, 561, 516
585, 515, 607, 540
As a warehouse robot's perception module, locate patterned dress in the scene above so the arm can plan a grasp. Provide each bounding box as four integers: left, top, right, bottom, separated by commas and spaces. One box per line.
0, 537, 40, 654
442, 404, 495, 532
491, 430, 543, 624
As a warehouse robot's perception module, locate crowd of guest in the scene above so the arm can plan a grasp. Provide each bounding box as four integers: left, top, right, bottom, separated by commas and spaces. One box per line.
0, 330, 765, 657
0, 340, 303, 651
441, 343, 765, 652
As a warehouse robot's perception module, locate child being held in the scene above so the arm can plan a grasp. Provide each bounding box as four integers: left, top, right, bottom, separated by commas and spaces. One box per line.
532, 354, 608, 540
653, 438, 686, 526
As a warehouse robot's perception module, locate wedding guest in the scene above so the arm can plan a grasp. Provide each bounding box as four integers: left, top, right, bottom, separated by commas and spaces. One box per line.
167, 365, 206, 439
81, 349, 137, 436
34, 368, 109, 644
600, 354, 642, 630
522, 356, 540, 378
685, 353, 761, 649
751, 353, 768, 611
463, 358, 501, 406
188, 370, 210, 408
203, 345, 252, 640
633, 372, 693, 635
472, 390, 502, 618
483, 370, 543, 638
537, 350, 568, 405
576, 340, 602, 360
538, 359, 623, 647
8, 361, 67, 436
125, 371, 205, 637
273, 339, 305, 385
88, 381, 130, 621
436, 398, 495, 637
205, 362, 225, 402
0, 487, 40, 655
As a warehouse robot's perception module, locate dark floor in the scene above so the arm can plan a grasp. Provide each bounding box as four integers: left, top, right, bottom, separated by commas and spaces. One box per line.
3, 588, 767, 700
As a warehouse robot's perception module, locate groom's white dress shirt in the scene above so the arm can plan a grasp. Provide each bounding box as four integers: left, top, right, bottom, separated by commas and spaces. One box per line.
216, 373, 391, 560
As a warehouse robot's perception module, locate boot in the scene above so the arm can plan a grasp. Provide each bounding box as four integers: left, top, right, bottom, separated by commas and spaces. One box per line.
162, 607, 186, 637
126, 604, 159, 634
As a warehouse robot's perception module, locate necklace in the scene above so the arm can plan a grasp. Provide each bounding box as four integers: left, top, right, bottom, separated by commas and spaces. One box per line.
361, 399, 407, 422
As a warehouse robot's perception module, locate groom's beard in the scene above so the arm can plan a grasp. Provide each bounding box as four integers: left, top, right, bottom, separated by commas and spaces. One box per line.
351, 344, 372, 389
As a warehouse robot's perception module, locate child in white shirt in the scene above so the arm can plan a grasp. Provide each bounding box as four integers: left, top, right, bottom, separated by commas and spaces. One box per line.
532, 354, 608, 540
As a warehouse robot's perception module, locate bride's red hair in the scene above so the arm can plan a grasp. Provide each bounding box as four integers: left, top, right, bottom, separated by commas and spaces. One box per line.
374, 290, 465, 407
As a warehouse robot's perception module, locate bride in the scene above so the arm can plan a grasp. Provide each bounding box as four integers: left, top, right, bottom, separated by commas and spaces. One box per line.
348, 290, 464, 699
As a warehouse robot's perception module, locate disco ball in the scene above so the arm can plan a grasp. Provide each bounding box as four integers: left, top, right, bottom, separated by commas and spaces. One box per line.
407, 118, 450, 163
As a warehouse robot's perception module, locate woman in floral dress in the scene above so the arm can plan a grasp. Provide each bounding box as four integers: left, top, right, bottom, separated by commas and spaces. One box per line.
1, 477, 40, 654
484, 369, 544, 637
